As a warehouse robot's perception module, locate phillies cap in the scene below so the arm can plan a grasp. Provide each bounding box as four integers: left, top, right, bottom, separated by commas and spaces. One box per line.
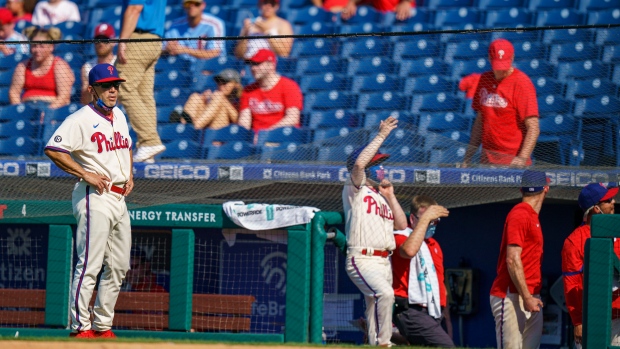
346, 146, 390, 172
489, 39, 514, 71
247, 49, 276, 65
0, 8, 14, 25
578, 183, 619, 211
521, 170, 549, 193
93, 23, 115, 39
88, 63, 126, 85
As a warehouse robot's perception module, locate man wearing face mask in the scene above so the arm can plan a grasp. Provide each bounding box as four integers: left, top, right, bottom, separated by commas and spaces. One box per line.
391, 195, 454, 348
562, 183, 620, 348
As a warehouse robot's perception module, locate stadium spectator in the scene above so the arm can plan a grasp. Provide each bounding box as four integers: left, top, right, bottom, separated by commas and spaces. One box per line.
392, 195, 455, 348
463, 39, 540, 168
459, 73, 481, 100
311, 0, 348, 12
80, 23, 117, 105
234, 0, 293, 59
239, 49, 302, 132
489, 170, 549, 349
6, 0, 34, 22
164, 0, 225, 72
171, 69, 241, 130
31, 0, 80, 26
126, 247, 166, 293
0, 8, 28, 57
117, 0, 166, 163
9, 26, 74, 109
562, 183, 620, 349
342, 0, 414, 21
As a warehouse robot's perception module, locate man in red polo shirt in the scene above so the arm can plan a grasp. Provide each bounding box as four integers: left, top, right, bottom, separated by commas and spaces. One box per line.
238, 49, 302, 132
392, 195, 454, 347
490, 170, 549, 349
463, 39, 540, 167
562, 183, 620, 348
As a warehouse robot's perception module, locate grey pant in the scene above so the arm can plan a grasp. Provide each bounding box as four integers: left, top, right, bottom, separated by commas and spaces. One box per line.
393, 297, 455, 348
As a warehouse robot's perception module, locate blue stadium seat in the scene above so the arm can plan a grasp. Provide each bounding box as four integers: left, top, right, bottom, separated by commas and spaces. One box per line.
579, 0, 620, 11
88, 0, 122, 7
390, 23, 436, 34
287, 6, 333, 24
531, 76, 564, 96
0, 136, 38, 156
548, 42, 599, 64
384, 8, 432, 26
450, 59, 489, 79
535, 9, 585, 26
574, 95, 620, 116
277, 57, 297, 76
191, 74, 218, 92
260, 142, 317, 161
157, 139, 201, 159
256, 127, 309, 146
529, 0, 575, 10
595, 28, 620, 46
0, 89, 9, 105
195, 56, 241, 75
231, 8, 259, 29
165, 6, 184, 21
313, 127, 368, 145
513, 41, 545, 60
537, 94, 572, 115
0, 52, 25, 70
418, 111, 468, 136
54, 43, 80, 56
339, 23, 384, 34
426, 0, 473, 9
393, 38, 439, 60
55, 21, 85, 36
440, 130, 471, 144
0, 70, 13, 87
347, 56, 397, 76
351, 74, 399, 93
300, 73, 349, 92
232, 0, 258, 6
411, 93, 464, 113
534, 114, 582, 165
61, 52, 84, 70
542, 29, 593, 44
203, 124, 253, 144
86, 7, 122, 36
364, 111, 417, 130
156, 105, 184, 123
43, 103, 81, 122
557, 60, 610, 81
290, 38, 336, 58
398, 58, 449, 77
338, 6, 382, 24
154, 88, 191, 106
434, 8, 482, 27
381, 146, 427, 163
282, 0, 313, 10
155, 55, 192, 73
357, 92, 409, 112
295, 56, 344, 76
317, 144, 357, 162
588, 10, 620, 25
513, 59, 556, 77
0, 119, 37, 138
429, 145, 467, 164
602, 45, 620, 63
308, 109, 358, 129
444, 40, 488, 64
565, 78, 617, 100
341, 38, 391, 59
304, 91, 354, 111
478, 0, 525, 9
439, 24, 487, 44
490, 30, 540, 43
0, 104, 39, 121
206, 5, 229, 20
204, 141, 254, 159
485, 8, 533, 27
40, 121, 60, 144
157, 123, 200, 143
155, 70, 191, 91
296, 22, 336, 35
402, 75, 454, 94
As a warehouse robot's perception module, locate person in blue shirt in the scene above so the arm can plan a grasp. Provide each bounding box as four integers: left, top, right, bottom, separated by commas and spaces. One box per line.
164, 0, 225, 69
116, 0, 167, 164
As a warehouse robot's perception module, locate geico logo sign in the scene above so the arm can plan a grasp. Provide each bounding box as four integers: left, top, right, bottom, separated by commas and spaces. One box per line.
0, 162, 19, 176
144, 165, 210, 179
547, 171, 612, 186
338, 168, 405, 183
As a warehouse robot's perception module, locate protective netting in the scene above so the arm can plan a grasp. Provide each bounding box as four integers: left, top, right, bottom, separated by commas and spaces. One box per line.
1, 20, 620, 217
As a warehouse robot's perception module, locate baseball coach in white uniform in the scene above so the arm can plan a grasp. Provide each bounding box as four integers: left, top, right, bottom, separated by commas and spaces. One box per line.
343, 116, 408, 347
45, 63, 134, 339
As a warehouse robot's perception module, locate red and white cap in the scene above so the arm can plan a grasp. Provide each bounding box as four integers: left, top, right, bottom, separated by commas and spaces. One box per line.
488, 39, 514, 71
248, 49, 277, 65
0, 8, 14, 25
93, 23, 115, 39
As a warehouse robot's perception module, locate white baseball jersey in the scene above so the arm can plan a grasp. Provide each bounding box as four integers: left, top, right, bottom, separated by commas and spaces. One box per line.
45, 104, 132, 186
343, 175, 396, 251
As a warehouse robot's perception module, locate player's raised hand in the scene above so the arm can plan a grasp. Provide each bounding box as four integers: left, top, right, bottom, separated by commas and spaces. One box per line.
378, 179, 394, 197
82, 172, 111, 195
378, 116, 398, 138
420, 205, 449, 222
524, 295, 543, 313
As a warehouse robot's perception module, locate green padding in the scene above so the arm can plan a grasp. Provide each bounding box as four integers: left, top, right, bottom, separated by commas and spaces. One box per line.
169, 229, 195, 331
591, 214, 620, 238
285, 224, 311, 343
583, 238, 613, 349
45, 225, 73, 327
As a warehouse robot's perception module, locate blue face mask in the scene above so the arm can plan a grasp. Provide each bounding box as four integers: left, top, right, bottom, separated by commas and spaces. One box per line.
96, 98, 117, 113
367, 165, 386, 183
424, 225, 436, 239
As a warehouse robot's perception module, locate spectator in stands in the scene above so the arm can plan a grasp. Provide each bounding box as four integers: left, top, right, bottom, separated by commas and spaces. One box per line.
117, 0, 166, 163
342, 0, 414, 21
9, 26, 74, 109
562, 183, 620, 349
170, 69, 241, 130
239, 49, 302, 132
164, 0, 225, 71
234, 0, 293, 59
463, 39, 539, 168
31, 0, 80, 26
126, 247, 166, 293
0, 8, 28, 57
80, 23, 117, 105
459, 73, 481, 100
312, 0, 348, 12
6, 0, 34, 22
392, 195, 455, 348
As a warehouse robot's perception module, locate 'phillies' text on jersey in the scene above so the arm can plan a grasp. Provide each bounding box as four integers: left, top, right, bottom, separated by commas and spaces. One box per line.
364, 196, 394, 220
91, 132, 130, 153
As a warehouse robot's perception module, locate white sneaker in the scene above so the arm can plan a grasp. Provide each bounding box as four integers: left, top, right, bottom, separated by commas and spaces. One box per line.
133, 144, 165, 162
143, 157, 155, 164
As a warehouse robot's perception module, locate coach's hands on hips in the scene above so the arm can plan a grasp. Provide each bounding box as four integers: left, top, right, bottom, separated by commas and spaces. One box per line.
124, 177, 134, 196
378, 117, 398, 139
524, 295, 543, 313
83, 172, 111, 195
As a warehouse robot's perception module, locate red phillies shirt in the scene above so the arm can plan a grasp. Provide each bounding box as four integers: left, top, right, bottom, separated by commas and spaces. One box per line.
472, 69, 538, 165
490, 202, 543, 298
392, 234, 447, 307
240, 76, 303, 132
459, 73, 481, 99
371, 0, 415, 11
323, 0, 348, 10
562, 225, 620, 326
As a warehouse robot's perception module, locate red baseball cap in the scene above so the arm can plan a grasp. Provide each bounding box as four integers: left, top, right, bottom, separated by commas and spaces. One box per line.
248, 49, 277, 65
488, 39, 514, 71
93, 23, 115, 39
0, 8, 14, 25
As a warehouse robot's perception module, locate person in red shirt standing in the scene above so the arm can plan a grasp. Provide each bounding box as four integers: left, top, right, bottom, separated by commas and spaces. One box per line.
463, 39, 540, 168
562, 183, 620, 348
239, 49, 302, 132
489, 170, 549, 349
392, 195, 454, 347
342, 0, 414, 21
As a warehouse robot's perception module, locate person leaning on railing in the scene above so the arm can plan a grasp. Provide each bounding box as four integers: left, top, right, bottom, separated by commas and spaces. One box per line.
9, 25, 74, 109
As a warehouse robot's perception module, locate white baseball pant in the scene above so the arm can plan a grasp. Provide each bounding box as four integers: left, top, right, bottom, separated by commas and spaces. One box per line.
70, 181, 132, 332
490, 293, 543, 349
346, 254, 394, 346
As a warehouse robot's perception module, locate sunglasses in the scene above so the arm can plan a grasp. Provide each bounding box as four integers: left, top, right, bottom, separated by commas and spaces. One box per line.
183, 1, 202, 7
96, 82, 121, 89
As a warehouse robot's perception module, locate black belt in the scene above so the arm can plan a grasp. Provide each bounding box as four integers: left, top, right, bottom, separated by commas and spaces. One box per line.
409, 304, 428, 312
